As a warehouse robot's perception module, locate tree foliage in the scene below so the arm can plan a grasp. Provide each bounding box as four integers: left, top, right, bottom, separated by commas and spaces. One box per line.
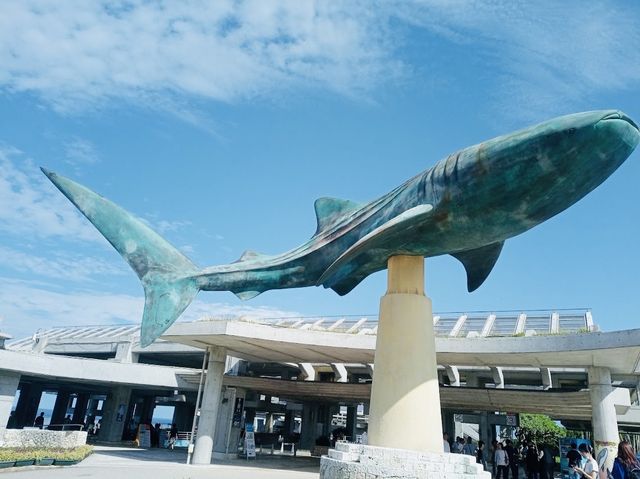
517, 413, 566, 447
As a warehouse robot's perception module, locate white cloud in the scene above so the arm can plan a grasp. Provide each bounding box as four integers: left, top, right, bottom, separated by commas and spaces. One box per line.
0, 1, 399, 111
393, 1, 640, 119
0, 246, 125, 282
0, 146, 198, 248
0, 277, 302, 340
64, 138, 100, 167
0, 1, 638, 118
0, 146, 101, 241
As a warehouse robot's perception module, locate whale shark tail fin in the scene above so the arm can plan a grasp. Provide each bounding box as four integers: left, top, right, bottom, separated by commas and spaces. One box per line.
140, 275, 199, 347
41, 168, 201, 347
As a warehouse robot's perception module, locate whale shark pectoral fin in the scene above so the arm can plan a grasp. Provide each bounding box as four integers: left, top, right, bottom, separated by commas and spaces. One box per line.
313, 197, 362, 236
317, 204, 434, 290
451, 241, 505, 292
328, 272, 369, 296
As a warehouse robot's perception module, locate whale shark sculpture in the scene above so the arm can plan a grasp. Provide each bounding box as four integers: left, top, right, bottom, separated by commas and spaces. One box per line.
43, 110, 639, 346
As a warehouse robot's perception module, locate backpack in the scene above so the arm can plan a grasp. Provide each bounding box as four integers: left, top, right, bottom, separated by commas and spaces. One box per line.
619, 459, 640, 479
627, 464, 640, 479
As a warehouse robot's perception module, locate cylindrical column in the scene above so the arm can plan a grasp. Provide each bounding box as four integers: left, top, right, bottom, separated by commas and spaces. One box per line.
192, 346, 226, 465
588, 367, 619, 474
368, 255, 443, 452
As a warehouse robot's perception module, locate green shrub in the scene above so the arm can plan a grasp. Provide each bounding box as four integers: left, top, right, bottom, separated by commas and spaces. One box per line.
0, 445, 93, 462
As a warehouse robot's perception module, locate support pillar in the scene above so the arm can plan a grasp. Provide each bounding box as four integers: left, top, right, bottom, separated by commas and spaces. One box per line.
139, 395, 155, 424
0, 373, 19, 430
192, 346, 226, 465
284, 410, 295, 435
245, 407, 256, 431
588, 367, 618, 475
173, 402, 195, 432
72, 393, 90, 425
346, 405, 358, 442
442, 410, 455, 441
368, 255, 443, 452
300, 402, 319, 450
50, 389, 71, 426
213, 387, 246, 457
99, 386, 131, 442
13, 383, 43, 428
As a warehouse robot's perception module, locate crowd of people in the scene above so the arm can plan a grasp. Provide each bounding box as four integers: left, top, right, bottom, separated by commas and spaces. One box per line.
443, 432, 640, 479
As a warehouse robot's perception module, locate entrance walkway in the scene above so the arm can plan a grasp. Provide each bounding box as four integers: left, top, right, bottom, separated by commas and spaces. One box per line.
0, 445, 320, 479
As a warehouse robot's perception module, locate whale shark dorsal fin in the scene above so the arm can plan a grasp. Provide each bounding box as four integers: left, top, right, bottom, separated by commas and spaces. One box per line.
238, 250, 264, 262
451, 241, 505, 292
314, 197, 361, 235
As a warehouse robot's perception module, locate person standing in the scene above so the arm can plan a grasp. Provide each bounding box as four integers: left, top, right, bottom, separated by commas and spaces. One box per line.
526, 442, 540, 479
463, 436, 475, 456
540, 444, 555, 479
476, 440, 488, 471
33, 412, 45, 429
572, 443, 598, 479
492, 440, 499, 478
612, 440, 640, 479
443, 432, 451, 453
453, 436, 465, 453
495, 442, 510, 479
567, 442, 582, 479
505, 439, 518, 479
169, 423, 179, 450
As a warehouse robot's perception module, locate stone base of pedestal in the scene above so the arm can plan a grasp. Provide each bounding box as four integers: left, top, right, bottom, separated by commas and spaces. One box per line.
320, 442, 490, 479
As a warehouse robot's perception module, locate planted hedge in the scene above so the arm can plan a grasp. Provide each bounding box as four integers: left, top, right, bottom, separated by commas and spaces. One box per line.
0, 445, 93, 466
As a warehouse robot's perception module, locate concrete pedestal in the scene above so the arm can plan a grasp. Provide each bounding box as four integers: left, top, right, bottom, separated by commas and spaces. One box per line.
192, 346, 226, 465
321, 442, 490, 479
322, 255, 457, 479
368, 256, 443, 453
588, 367, 619, 474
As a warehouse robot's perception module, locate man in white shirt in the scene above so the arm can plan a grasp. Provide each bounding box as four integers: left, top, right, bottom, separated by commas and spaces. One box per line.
443, 432, 451, 453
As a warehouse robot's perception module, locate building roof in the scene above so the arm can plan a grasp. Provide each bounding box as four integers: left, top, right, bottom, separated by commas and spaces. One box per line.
7, 308, 594, 352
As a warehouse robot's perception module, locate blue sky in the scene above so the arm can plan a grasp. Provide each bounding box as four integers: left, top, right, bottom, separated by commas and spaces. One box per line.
0, 1, 639, 340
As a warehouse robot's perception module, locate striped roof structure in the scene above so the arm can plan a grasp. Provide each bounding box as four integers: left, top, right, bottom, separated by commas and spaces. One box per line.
7, 308, 594, 351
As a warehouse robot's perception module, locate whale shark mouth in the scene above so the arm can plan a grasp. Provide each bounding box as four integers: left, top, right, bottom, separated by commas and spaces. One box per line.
600, 111, 639, 131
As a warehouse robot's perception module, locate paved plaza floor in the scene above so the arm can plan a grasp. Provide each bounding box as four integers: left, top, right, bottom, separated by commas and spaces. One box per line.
0, 446, 321, 478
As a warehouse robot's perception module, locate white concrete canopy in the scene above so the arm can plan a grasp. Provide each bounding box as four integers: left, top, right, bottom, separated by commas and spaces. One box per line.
0, 349, 197, 390
163, 320, 640, 375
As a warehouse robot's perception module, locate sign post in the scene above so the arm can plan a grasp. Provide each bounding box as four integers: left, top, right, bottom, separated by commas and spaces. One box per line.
245, 424, 256, 460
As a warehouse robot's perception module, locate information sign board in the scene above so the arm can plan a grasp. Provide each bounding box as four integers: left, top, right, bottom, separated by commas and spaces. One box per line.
137, 424, 151, 448
245, 424, 256, 459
